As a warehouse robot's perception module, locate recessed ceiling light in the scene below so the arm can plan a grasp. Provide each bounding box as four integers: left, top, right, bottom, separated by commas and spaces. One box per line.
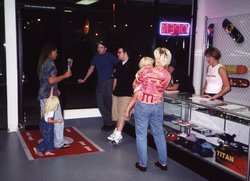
76, 0, 99, 5
24, 4, 56, 9
64, 9, 73, 13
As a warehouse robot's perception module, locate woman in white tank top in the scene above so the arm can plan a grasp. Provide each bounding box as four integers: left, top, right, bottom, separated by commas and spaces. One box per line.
201, 47, 230, 100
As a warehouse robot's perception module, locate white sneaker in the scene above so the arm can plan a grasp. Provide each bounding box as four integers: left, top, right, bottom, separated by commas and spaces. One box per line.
107, 131, 123, 141
107, 129, 118, 141
107, 132, 116, 141
112, 134, 123, 145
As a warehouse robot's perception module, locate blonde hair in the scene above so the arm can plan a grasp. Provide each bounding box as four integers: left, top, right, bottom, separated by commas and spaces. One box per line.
139, 56, 154, 68
153, 47, 172, 67
43, 96, 60, 116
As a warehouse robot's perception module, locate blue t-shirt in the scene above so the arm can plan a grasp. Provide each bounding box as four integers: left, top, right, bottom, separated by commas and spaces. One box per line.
91, 52, 119, 83
38, 59, 58, 99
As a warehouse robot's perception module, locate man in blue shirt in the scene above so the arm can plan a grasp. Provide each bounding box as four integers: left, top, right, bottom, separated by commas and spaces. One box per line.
78, 41, 119, 131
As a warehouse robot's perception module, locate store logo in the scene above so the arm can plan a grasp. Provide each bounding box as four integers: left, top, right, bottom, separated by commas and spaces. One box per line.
216, 150, 234, 163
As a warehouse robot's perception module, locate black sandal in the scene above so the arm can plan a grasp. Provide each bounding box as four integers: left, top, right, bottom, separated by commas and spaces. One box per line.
59, 144, 70, 149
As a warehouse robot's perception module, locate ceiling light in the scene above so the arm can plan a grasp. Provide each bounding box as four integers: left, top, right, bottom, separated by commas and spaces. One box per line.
24, 4, 56, 9
76, 0, 99, 5
64, 9, 73, 13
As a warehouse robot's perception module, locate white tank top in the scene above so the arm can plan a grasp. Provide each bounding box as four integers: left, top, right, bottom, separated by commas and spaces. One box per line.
205, 64, 224, 94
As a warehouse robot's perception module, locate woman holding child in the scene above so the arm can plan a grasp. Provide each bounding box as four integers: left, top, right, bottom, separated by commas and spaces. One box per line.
132, 47, 172, 172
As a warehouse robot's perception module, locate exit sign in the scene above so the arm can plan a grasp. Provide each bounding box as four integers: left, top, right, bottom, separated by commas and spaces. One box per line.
160, 21, 190, 36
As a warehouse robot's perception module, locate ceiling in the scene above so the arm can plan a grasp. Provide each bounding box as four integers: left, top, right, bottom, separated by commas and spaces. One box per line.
16, 0, 192, 5
15, 0, 193, 12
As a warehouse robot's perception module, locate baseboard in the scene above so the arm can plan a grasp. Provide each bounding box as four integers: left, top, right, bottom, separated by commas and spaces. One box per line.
63, 108, 101, 120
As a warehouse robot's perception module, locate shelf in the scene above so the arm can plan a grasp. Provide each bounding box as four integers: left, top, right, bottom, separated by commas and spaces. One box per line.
168, 140, 245, 180
164, 93, 250, 120
124, 121, 243, 181
163, 93, 250, 180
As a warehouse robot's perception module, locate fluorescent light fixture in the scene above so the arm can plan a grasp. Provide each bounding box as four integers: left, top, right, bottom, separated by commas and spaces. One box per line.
64, 9, 73, 13
76, 0, 99, 5
24, 4, 56, 9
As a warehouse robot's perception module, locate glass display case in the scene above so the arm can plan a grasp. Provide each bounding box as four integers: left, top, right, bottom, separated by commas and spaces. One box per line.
163, 92, 250, 181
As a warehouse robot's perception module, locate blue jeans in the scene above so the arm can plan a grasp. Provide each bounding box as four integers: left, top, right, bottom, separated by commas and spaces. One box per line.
36, 118, 54, 152
134, 101, 167, 166
40, 99, 64, 148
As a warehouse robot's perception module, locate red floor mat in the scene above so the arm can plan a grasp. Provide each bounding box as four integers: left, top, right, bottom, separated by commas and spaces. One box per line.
17, 127, 104, 160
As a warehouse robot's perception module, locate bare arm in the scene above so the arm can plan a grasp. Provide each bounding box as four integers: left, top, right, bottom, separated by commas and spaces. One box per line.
201, 81, 207, 97
202, 66, 208, 97
78, 65, 95, 83
124, 92, 138, 118
48, 70, 72, 85
47, 117, 62, 123
166, 83, 179, 91
113, 78, 117, 91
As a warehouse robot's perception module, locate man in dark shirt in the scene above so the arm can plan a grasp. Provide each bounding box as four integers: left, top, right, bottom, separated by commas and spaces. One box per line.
166, 59, 195, 94
78, 41, 119, 131
107, 47, 138, 145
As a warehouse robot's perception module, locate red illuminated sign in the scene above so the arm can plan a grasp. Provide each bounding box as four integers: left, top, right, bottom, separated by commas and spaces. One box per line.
160, 21, 190, 36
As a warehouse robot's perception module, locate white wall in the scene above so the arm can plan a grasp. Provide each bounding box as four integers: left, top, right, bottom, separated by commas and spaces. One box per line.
204, 0, 250, 18
4, 0, 18, 132
194, 0, 250, 96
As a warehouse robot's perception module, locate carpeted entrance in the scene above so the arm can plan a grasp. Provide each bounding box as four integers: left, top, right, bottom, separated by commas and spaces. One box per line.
17, 127, 104, 160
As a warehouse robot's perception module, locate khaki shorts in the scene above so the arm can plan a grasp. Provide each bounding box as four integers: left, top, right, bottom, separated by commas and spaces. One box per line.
112, 95, 132, 121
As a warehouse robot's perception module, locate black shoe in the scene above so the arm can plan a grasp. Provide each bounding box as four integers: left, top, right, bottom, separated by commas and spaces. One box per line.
58, 144, 70, 149
101, 125, 114, 132
135, 162, 147, 172
155, 161, 168, 170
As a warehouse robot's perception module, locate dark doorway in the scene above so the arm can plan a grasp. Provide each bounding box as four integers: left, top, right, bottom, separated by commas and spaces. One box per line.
0, 1, 7, 130
16, 0, 193, 129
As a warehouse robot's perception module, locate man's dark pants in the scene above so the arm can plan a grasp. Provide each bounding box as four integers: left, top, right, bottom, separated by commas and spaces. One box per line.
96, 79, 114, 127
